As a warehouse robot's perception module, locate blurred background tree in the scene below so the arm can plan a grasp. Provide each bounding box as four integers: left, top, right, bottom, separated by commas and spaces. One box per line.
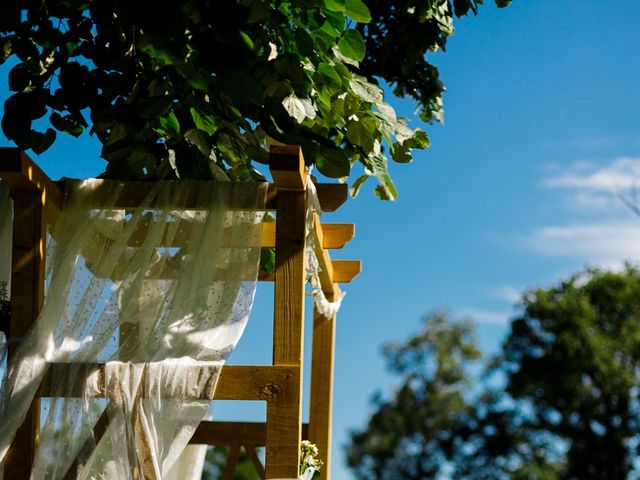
202, 446, 261, 480
347, 267, 640, 479
346, 311, 482, 479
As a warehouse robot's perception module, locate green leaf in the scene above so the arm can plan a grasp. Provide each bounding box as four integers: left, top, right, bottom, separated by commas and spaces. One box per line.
318, 63, 342, 89
338, 29, 366, 62
50, 112, 84, 137
260, 247, 276, 273
391, 129, 430, 163
367, 152, 397, 201
129, 146, 157, 178
324, 0, 345, 12
350, 75, 383, 103
239, 30, 254, 51
0, 37, 13, 65
350, 173, 370, 198
106, 123, 127, 146
158, 111, 180, 137
325, 10, 346, 32
184, 128, 211, 156
138, 37, 175, 65
316, 148, 350, 178
28, 128, 56, 154
346, 115, 376, 152
8, 63, 31, 92
217, 131, 248, 165
282, 94, 307, 124
175, 62, 209, 91
190, 108, 217, 135
345, 0, 371, 23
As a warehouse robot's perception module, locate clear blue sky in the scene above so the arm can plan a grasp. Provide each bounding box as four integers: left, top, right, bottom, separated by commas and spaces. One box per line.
3, 1, 640, 478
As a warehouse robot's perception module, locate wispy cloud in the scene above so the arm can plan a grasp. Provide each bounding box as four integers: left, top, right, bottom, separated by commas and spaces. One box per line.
543, 135, 640, 151
519, 157, 640, 268
489, 285, 522, 304
543, 157, 640, 193
526, 221, 640, 268
459, 308, 511, 325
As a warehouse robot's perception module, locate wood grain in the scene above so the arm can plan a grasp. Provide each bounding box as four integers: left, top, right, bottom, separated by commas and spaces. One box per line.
0, 148, 64, 224
5, 191, 46, 479
308, 305, 337, 480
269, 145, 306, 190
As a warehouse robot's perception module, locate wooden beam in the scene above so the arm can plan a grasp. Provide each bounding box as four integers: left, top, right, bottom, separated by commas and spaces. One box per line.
189, 421, 310, 446
269, 145, 306, 190
0, 148, 64, 224
272, 190, 306, 365
267, 145, 307, 477
312, 213, 339, 300
257, 260, 360, 284
314, 183, 347, 213
258, 222, 353, 250
98, 256, 359, 284
318, 223, 355, 249
308, 306, 337, 480
59, 180, 347, 212
331, 260, 361, 283
38, 365, 299, 401
119, 221, 353, 249
5, 190, 47, 478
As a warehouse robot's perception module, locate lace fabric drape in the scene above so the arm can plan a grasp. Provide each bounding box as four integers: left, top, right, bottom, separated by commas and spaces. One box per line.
0, 179, 266, 479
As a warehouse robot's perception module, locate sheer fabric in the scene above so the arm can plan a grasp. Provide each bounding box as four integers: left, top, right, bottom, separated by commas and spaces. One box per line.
0, 179, 266, 479
305, 177, 344, 318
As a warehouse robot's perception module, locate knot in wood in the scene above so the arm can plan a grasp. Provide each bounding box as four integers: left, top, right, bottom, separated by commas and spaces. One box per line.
259, 381, 282, 400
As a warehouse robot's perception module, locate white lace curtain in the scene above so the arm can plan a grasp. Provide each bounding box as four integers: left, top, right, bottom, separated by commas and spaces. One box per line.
0, 179, 266, 479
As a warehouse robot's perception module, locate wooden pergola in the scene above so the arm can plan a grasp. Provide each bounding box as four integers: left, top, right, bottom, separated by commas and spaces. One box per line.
0, 145, 361, 479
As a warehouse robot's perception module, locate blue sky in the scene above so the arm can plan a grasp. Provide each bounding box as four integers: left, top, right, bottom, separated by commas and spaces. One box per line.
3, 1, 640, 478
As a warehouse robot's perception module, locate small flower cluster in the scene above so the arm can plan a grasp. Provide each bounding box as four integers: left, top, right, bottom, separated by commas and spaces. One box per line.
299, 440, 323, 480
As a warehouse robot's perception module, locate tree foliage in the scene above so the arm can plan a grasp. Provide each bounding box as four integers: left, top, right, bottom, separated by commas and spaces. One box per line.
496, 267, 640, 479
202, 446, 261, 480
348, 267, 640, 479
346, 311, 482, 479
1, 0, 508, 198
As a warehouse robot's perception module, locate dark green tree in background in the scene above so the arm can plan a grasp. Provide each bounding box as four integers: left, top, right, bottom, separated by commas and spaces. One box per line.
202, 446, 261, 480
495, 267, 640, 479
348, 267, 640, 479
0, 0, 509, 198
346, 311, 482, 479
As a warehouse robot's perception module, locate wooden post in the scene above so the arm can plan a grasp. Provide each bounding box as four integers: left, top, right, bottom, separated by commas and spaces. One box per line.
308, 304, 337, 480
267, 145, 307, 478
5, 190, 46, 479
0, 149, 63, 479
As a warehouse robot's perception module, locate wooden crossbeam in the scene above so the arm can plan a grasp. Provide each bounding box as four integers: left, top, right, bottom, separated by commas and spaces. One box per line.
255, 222, 354, 250
118, 221, 354, 250
318, 223, 356, 249
331, 260, 361, 283
312, 213, 340, 300
59, 180, 348, 213
190, 421, 309, 446
38, 365, 299, 401
258, 260, 360, 283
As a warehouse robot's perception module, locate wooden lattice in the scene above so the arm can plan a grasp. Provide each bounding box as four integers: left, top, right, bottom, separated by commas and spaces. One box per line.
0, 145, 361, 479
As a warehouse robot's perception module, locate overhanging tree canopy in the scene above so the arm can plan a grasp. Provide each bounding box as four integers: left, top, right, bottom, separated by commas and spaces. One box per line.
0, 0, 509, 198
